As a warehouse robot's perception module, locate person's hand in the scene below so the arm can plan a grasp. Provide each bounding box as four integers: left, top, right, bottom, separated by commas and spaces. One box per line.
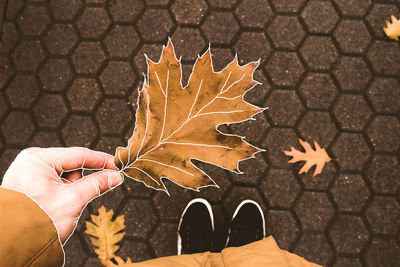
1, 147, 123, 244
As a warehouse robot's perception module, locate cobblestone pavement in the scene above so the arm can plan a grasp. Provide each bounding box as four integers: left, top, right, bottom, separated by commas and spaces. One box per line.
1, 0, 400, 266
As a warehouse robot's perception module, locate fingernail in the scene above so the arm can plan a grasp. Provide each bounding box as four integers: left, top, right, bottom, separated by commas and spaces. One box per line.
108, 172, 123, 188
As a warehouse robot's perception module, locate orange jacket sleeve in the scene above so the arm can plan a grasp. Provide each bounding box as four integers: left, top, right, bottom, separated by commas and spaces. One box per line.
0, 187, 64, 266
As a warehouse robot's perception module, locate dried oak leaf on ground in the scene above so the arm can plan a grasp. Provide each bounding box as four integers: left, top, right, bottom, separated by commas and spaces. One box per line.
85, 206, 125, 262
383, 15, 400, 40
114, 40, 265, 193
283, 139, 331, 177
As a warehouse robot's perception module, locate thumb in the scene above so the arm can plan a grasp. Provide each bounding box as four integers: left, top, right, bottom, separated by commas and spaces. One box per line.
72, 170, 123, 204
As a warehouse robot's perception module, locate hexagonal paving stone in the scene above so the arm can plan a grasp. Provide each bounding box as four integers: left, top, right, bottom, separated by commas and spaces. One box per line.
333, 94, 372, 131
333, 56, 371, 92
153, 181, 192, 221
295, 192, 334, 231
261, 169, 301, 209
262, 128, 299, 168
33, 94, 68, 128
0, 149, 20, 179
298, 162, 336, 191
201, 11, 239, 44
0, 22, 18, 54
30, 131, 62, 147
94, 136, 121, 155
331, 133, 370, 171
62, 115, 98, 146
100, 61, 135, 96
243, 69, 270, 106
1, 111, 35, 145
235, 0, 273, 28
367, 78, 400, 114
6, 75, 39, 109
138, 9, 174, 42
49, 0, 83, 20
71, 42, 106, 74
39, 59, 73, 92
109, 0, 144, 22
95, 98, 132, 135
333, 0, 371, 17
17, 6, 50, 36
171, 0, 207, 25
270, 0, 306, 13
233, 32, 271, 65
367, 155, 400, 194
0, 94, 9, 121
265, 52, 304, 87
366, 3, 399, 38
300, 0, 339, 34
67, 78, 102, 111
77, 7, 110, 39
266, 210, 299, 250
90, 186, 124, 212
63, 235, 87, 266
0, 56, 14, 89
265, 90, 304, 127
12, 39, 45, 72
223, 186, 267, 216
333, 19, 371, 55
294, 233, 333, 266
300, 36, 338, 70
363, 238, 400, 267
267, 15, 305, 50
334, 257, 362, 267
208, 0, 237, 8
192, 162, 232, 203
366, 196, 400, 234
297, 111, 337, 147
329, 215, 369, 254
367, 115, 400, 152
229, 152, 268, 186
4, 0, 23, 21
134, 44, 163, 73
367, 41, 400, 76
124, 177, 154, 198
229, 112, 269, 146
150, 222, 176, 257
171, 27, 206, 62
104, 25, 139, 58
118, 240, 152, 262
330, 174, 369, 212
299, 73, 338, 110
121, 199, 157, 239
44, 24, 78, 56
210, 48, 234, 72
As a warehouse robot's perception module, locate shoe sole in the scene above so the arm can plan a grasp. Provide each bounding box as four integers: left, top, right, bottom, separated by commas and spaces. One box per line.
225, 199, 266, 248
177, 198, 214, 255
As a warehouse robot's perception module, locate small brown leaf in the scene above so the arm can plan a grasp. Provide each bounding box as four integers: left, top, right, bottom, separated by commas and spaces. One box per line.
114, 40, 265, 193
383, 15, 400, 40
283, 139, 331, 177
85, 206, 125, 261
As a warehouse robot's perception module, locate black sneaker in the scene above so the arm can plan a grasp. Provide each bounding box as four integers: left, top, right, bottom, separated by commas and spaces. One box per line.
177, 198, 214, 255
225, 200, 265, 248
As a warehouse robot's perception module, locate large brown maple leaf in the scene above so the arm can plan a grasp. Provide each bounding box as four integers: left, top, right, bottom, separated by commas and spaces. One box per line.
114, 40, 265, 193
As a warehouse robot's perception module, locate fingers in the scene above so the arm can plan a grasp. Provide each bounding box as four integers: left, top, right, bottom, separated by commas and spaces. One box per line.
71, 170, 124, 204
64, 170, 83, 182
34, 147, 117, 174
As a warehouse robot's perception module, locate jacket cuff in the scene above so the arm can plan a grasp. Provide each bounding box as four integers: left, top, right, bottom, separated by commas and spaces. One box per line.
0, 187, 64, 267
